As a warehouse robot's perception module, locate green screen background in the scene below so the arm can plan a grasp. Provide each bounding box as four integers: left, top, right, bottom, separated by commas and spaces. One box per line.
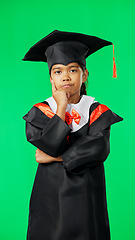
0, 0, 134, 239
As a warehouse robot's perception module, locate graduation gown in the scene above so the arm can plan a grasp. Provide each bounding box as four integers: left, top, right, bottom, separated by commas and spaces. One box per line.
22, 94, 123, 240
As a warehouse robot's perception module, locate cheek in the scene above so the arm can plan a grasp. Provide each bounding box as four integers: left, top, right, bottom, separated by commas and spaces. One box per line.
75, 72, 82, 82
76, 77, 82, 87
52, 79, 59, 89
52, 74, 60, 82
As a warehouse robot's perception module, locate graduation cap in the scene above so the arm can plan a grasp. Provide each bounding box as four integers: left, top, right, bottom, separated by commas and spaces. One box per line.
22, 29, 117, 78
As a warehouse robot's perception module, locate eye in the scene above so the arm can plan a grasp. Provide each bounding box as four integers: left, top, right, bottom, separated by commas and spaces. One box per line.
70, 69, 77, 72
54, 71, 61, 74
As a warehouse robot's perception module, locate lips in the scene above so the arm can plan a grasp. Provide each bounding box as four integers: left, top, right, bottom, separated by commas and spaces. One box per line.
62, 84, 72, 87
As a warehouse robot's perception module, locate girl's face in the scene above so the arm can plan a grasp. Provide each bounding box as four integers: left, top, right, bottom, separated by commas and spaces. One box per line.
50, 62, 88, 97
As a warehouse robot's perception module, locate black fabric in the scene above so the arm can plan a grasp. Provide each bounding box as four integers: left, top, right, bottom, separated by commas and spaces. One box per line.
23, 108, 71, 157
22, 29, 113, 72
90, 101, 100, 112
22, 101, 123, 240
61, 126, 110, 175
89, 101, 123, 135
90, 109, 123, 135
45, 40, 88, 71
61, 102, 123, 175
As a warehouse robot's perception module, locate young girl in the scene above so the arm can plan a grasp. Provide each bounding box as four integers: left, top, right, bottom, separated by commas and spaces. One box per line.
22, 30, 123, 240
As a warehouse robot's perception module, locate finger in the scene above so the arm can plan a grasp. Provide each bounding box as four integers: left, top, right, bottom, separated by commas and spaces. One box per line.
65, 91, 70, 98
67, 92, 70, 98
51, 80, 57, 93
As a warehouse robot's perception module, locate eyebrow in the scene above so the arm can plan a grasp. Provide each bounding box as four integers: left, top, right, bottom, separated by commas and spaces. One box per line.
52, 65, 79, 71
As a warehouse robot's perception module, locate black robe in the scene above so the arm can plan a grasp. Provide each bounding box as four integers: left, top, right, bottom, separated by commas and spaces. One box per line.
22, 99, 123, 240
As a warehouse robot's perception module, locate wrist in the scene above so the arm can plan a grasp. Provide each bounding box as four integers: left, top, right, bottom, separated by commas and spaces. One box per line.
56, 106, 66, 122
57, 105, 67, 111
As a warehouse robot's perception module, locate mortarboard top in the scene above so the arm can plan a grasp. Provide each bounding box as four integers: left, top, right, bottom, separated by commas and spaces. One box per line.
22, 29, 117, 78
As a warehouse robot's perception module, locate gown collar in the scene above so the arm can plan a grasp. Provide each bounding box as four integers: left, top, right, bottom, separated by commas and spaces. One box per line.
45, 95, 97, 132
45, 95, 95, 116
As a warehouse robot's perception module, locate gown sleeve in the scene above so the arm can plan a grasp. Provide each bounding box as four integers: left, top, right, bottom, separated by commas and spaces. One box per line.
61, 102, 124, 175
22, 102, 71, 157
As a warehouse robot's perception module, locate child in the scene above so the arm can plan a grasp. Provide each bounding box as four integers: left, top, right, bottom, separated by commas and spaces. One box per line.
22, 30, 123, 240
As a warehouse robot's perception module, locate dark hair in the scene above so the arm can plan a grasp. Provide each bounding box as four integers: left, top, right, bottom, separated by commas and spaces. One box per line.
78, 63, 89, 95
49, 63, 89, 95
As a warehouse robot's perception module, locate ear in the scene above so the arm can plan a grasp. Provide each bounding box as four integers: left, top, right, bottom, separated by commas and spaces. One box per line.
50, 76, 53, 82
82, 69, 88, 83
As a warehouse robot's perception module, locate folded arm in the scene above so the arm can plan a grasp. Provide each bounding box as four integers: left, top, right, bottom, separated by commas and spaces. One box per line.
61, 126, 110, 175
23, 102, 123, 173
23, 113, 71, 157
35, 148, 63, 163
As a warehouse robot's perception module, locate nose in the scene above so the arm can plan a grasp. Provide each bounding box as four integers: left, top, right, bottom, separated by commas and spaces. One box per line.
62, 73, 71, 81
63, 77, 70, 82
